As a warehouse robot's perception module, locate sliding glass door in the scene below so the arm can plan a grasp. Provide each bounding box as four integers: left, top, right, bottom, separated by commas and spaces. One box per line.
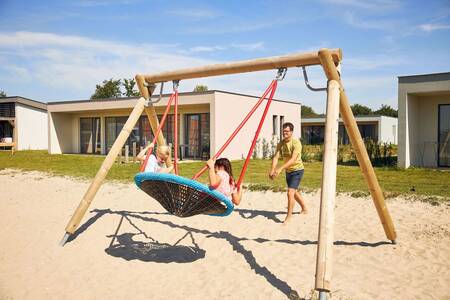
438, 104, 450, 167
80, 117, 101, 154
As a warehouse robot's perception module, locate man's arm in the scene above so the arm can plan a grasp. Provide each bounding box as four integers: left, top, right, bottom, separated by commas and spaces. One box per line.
274, 152, 299, 175
269, 151, 280, 179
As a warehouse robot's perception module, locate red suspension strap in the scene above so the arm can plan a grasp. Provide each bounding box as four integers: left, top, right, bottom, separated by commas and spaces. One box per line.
235, 79, 278, 188
192, 68, 286, 182
140, 83, 179, 173
173, 81, 179, 175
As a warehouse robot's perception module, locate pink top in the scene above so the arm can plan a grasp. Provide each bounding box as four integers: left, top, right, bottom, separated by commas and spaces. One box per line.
213, 170, 236, 199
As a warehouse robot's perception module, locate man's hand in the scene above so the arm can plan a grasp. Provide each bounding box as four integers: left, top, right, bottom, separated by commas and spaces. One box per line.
269, 169, 276, 180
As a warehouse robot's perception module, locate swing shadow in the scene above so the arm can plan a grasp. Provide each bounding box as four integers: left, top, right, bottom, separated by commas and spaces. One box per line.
68, 209, 392, 299
105, 213, 205, 263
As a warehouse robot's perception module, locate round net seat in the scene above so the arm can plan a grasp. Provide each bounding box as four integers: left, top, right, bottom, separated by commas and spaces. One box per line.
135, 172, 234, 217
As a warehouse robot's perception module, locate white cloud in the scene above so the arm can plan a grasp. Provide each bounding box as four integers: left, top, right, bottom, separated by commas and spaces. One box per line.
186, 19, 298, 34
73, 0, 142, 7
342, 12, 398, 30
321, 0, 401, 11
0, 31, 218, 95
166, 8, 219, 19
345, 56, 407, 71
418, 23, 450, 32
0, 31, 400, 112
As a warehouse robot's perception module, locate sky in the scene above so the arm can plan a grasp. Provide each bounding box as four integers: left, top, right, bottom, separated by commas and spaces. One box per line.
0, 0, 449, 113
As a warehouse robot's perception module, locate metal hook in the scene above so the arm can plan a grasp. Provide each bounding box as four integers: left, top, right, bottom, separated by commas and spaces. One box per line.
144, 82, 165, 106
276, 67, 287, 81
301, 66, 327, 92
173, 80, 180, 91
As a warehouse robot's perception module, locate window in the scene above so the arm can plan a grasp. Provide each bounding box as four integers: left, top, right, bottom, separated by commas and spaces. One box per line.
358, 124, 378, 142
272, 115, 278, 135
279, 115, 285, 139
184, 113, 210, 159
301, 125, 325, 144
438, 104, 450, 167
80, 118, 101, 154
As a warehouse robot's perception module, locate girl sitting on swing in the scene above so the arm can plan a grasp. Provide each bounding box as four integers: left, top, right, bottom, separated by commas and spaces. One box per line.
137, 143, 173, 173
207, 157, 243, 205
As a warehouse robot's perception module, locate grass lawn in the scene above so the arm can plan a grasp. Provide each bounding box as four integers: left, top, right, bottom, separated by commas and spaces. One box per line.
0, 151, 449, 199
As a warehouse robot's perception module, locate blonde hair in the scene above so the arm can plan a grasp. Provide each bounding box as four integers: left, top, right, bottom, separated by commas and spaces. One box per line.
156, 145, 171, 157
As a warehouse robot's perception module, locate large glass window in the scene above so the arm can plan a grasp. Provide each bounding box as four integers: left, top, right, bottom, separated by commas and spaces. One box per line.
184, 113, 210, 159
358, 123, 378, 142
80, 117, 101, 154
105, 115, 180, 155
438, 104, 450, 167
302, 125, 325, 144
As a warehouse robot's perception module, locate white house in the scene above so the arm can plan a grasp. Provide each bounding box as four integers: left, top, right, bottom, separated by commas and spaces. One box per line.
0, 97, 48, 150
397, 72, 450, 168
46, 90, 301, 160
301, 115, 398, 145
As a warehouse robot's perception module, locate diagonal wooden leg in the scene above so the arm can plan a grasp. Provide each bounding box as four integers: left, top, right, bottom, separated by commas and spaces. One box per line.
318, 48, 397, 242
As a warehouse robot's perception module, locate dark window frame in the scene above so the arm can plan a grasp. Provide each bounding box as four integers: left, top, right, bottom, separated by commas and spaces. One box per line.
438, 104, 450, 167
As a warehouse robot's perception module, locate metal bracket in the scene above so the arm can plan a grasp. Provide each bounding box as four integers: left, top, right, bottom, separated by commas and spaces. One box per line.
144, 82, 165, 107
276, 67, 287, 81
172, 80, 180, 91
301, 66, 327, 92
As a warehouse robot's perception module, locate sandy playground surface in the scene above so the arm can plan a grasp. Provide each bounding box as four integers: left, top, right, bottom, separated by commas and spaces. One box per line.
0, 169, 449, 300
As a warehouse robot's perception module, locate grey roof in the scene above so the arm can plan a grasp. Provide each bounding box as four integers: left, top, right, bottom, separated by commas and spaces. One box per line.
0, 96, 47, 111
398, 72, 450, 84
46, 90, 300, 106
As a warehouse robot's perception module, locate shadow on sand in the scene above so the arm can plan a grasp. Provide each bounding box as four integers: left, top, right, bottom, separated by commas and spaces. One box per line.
67, 208, 392, 299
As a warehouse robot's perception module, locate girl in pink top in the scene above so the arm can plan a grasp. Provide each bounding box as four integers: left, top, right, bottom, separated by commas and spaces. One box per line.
207, 158, 243, 205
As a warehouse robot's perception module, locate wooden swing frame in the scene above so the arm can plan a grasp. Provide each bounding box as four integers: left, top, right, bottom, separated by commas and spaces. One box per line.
60, 48, 397, 296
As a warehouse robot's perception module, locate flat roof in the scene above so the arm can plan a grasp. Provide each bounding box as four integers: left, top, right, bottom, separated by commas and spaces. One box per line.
302, 115, 397, 123
398, 72, 450, 84
0, 96, 47, 111
46, 90, 300, 106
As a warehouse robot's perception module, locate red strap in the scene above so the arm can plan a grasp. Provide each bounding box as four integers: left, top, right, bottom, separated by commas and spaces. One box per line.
192, 79, 278, 180
173, 90, 179, 175
236, 80, 277, 188
140, 92, 176, 172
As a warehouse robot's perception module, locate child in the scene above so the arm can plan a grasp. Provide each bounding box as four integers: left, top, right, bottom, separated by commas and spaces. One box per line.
207, 157, 243, 205
137, 143, 173, 173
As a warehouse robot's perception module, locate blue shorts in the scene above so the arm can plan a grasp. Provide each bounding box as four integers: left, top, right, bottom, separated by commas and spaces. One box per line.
285, 169, 304, 189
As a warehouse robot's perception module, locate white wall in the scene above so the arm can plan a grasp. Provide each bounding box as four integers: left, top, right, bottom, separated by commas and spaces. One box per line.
398, 75, 450, 168
48, 112, 74, 154
379, 116, 398, 144
212, 92, 301, 160
15, 104, 48, 150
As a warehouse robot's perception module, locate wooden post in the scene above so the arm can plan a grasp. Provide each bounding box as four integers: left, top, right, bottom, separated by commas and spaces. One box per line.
125, 145, 129, 163
315, 80, 340, 293
132, 142, 137, 162
62, 97, 149, 240
318, 48, 397, 242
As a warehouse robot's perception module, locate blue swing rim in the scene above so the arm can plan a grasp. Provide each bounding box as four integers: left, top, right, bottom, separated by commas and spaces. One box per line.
134, 172, 234, 217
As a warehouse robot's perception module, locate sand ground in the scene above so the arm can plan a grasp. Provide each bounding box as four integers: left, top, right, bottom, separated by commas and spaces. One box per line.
0, 169, 449, 300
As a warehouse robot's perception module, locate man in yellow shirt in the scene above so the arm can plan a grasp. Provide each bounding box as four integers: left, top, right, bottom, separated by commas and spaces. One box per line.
269, 122, 308, 224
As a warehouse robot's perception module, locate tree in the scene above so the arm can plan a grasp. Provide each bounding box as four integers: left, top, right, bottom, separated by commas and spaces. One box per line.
301, 105, 319, 117
374, 104, 398, 117
0, 90, 7, 97
90, 79, 122, 99
122, 78, 140, 97
351, 103, 372, 116
193, 84, 208, 92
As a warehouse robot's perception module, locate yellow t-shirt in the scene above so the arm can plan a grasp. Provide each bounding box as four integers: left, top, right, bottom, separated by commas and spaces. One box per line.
276, 138, 304, 172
